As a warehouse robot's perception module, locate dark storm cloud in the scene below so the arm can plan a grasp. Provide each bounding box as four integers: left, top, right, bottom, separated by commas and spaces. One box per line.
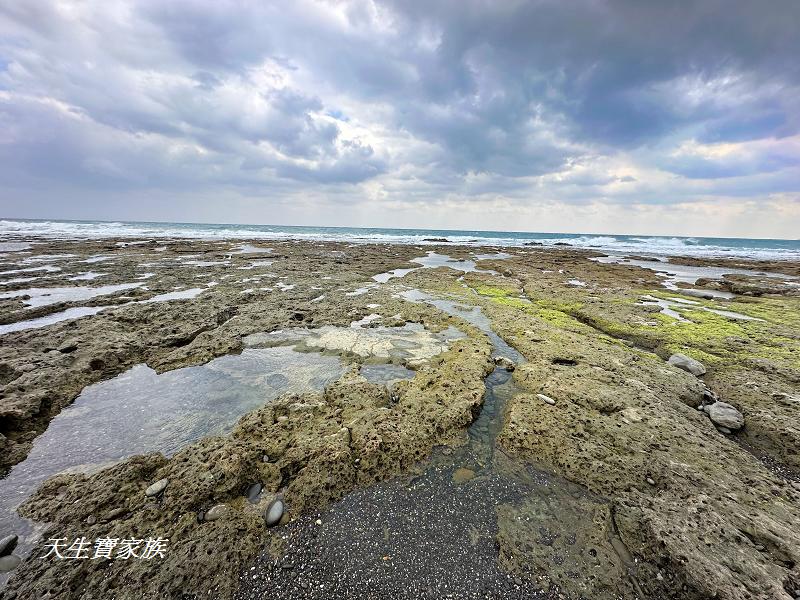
0, 0, 798, 217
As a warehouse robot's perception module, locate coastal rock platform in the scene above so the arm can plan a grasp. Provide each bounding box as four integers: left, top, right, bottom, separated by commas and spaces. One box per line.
0, 237, 798, 600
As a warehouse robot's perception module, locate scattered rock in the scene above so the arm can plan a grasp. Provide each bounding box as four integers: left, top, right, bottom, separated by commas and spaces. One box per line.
667, 353, 706, 376
203, 504, 229, 521
704, 402, 745, 430
493, 356, 515, 371
265, 497, 285, 526
537, 393, 556, 405
452, 468, 476, 484
0, 534, 18, 557
245, 483, 263, 504
145, 478, 168, 497
0, 554, 21, 573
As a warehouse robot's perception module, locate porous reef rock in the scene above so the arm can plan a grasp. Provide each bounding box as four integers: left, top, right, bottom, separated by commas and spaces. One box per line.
484, 297, 800, 600
2, 317, 493, 600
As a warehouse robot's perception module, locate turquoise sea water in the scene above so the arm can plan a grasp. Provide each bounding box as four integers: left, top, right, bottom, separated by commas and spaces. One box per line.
1, 218, 798, 259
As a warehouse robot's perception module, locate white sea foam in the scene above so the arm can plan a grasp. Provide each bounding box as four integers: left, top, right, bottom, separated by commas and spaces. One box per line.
1, 219, 798, 260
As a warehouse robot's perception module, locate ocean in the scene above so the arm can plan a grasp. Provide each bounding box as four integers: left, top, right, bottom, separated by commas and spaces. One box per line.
1, 218, 799, 260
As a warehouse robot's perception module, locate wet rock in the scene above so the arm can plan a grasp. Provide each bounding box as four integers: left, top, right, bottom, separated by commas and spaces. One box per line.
493, 356, 515, 371
246, 483, 263, 504
145, 477, 168, 497
667, 353, 706, 376
704, 402, 744, 430
0, 534, 18, 557
452, 468, 476, 483
0, 554, 21, 573
537, 393, 556, 405
265, 497, 285, 527
203, 504, 229, 521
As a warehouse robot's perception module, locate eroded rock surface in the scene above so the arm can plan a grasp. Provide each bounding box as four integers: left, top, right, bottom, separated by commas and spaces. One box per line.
1, 237, 799, 600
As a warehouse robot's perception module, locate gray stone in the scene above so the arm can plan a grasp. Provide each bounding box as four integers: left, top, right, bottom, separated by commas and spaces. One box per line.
0, 554, 21, 573
265, 497, 285, 526
204, 504, 229, 521
246, 483, 263, 504
145, 477, 168, 497
717, 426, 732, 434
0, 534, 18, 557
537, 393, 556, 405
667, 354, 706, 376
705, 402, 744, 430
646, 477, 656, 486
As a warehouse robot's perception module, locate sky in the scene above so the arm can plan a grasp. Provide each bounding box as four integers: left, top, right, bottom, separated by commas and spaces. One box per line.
1, 0, 799, 238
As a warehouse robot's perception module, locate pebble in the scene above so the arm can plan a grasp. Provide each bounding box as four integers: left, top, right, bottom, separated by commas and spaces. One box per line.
246, 483, 263, 504
667, 353, 706, 376
265, 497, 285, 526
646, 477, 656, 486
145, 478, 169, 497
704, 402, 744, 430
204, 504, 229, 521
262, 455, 270, 463
717, 426, 732, 434
0, 554, 22, 573
537, 393, 556, 405
0, 534, 18, 557
85, 515, 97, 525
315, 519, 323, 526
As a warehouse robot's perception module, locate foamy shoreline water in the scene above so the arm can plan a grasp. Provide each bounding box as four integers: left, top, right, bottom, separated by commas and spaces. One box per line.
2, 218, 799, 260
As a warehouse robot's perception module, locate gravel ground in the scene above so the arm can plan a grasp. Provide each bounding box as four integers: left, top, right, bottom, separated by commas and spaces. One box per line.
235, 462, 563, 600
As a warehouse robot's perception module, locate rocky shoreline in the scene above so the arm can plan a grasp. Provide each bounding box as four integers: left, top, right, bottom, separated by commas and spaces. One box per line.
0, 237, 798, 599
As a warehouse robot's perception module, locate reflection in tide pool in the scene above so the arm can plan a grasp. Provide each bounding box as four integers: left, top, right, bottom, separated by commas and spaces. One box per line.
0, 346, 347, 563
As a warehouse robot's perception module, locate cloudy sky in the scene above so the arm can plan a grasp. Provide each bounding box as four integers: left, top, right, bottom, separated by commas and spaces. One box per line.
1, 0, 799, 238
